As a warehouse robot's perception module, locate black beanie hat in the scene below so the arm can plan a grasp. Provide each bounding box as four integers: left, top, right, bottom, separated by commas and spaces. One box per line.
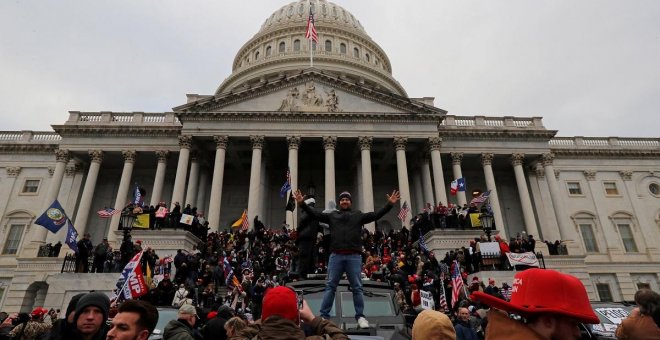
74, 292, 110, 322
66, 293, 86, 319
338, 191, 352, 202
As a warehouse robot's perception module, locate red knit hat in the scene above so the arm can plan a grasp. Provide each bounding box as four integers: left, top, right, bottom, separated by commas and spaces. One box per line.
261, 286, 298, 322
471, 269, 599, 324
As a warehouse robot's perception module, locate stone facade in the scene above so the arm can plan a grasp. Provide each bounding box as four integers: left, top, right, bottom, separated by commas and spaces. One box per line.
0, 0, 659, 312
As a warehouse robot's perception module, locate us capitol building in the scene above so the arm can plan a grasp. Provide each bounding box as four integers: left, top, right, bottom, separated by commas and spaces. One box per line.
0, 0, 658, 312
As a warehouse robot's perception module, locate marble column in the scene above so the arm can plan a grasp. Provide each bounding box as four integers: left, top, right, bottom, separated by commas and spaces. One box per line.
542, 153, 582, 254
323, 136, 337, 210
207, 136, 228, 231
412, 170, 424, 214
196, 168, 209, 214
108, 150, 136, 244
451, 152, 467, 206
394, 137, 412, 228
420, 157, 435, 208
481, 153, 507, 240
429, 137, 447, 205
358, 136, 375, 231
24, 150, 69, 255
247, 136, 264, 229
286, 136, 301, 229
74, 150, 103, 235
510, 153, 540, 239
150, 151, 169, 206
185, 152, 200, 207
170, 135, 192, 208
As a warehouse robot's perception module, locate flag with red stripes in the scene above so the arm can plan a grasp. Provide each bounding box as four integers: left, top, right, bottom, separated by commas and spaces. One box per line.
451, 260, 464, 307
397, 201, 409, 222
97, 207, 120, 218
305, 7, 318, 42
241, 210, 250, 231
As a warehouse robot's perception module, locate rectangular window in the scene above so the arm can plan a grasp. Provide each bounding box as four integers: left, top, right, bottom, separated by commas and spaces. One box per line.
567, 181, 582, 195
618, 224, 638, 252
579, 224, 599, 253
596, 283, 613, 302
637, 283, 651, 290
604, 182, 619, 195
22, 179, 40, 193
2, 224, 25, 255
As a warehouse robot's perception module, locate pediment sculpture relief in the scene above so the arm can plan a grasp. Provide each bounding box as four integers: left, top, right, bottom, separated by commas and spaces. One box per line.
277, 82, 341, 112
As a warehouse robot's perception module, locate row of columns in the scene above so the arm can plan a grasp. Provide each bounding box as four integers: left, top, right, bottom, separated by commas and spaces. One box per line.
26, 134, 574, 254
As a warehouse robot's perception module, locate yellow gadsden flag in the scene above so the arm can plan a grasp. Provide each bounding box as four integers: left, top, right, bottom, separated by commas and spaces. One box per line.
469, 213, 482, 228
133, 213, 150, 229
231, 209, 247, 228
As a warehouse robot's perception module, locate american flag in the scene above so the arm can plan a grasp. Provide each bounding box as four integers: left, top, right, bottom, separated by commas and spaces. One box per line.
97, 207, 120, 218
439, 291, 449, 312
398, 201, 409, 222
470, 190, 491, 206
305, 7, 318, 43
451, 260, 464, 307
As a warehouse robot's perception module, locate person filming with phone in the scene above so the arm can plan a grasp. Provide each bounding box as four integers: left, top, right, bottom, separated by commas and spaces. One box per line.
229, 286, 348, 339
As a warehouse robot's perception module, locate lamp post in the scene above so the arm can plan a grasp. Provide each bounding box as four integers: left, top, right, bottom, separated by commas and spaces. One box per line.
479, 212, 494, 242
119, 209, 137, 243
307, 181, 316, 198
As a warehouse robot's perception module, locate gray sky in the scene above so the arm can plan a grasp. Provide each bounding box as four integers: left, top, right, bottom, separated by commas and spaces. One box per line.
1, 0, 659, 137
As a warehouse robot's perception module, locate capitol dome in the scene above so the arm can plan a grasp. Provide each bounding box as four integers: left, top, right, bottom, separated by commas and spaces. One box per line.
215, 0, 407, 97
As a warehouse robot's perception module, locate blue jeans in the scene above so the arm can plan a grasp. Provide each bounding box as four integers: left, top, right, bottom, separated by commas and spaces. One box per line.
320, 253, 364, 319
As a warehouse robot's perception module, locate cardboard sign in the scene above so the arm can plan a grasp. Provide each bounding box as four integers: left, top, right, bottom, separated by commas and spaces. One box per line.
180, 214, 194, 225
420, 290, 434, 310
506, 252, 540, 267
480, 242, 500, 255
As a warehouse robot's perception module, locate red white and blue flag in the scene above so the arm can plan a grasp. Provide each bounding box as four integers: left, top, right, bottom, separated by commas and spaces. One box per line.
451, 260, 464, 307
398, 201, 409, 222
470, 190, 491, 206
112, 252, 148, 303
305, 7, 318, 43
97, 207, 120, 218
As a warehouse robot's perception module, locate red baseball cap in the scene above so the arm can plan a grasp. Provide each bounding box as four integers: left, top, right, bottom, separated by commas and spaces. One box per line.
471, 269, 599, 324
261, 286, 298, 322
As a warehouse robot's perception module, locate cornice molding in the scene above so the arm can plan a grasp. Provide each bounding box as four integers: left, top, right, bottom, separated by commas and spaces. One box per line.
0, 144, 58, 154
551, 149, 660, 159
440, 129, 556, 140
51, 125, 181, 138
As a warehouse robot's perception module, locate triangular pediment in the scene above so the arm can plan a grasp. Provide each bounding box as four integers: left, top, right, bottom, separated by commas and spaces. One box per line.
174, 70, 445, 116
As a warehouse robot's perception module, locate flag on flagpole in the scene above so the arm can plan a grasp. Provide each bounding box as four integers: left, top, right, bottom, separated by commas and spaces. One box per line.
232, 210, 248, 229
439, 290, 449, 312
35, 200, 69, 233
279, 168, 291, 198
469, 190, 491, 205
112, 252, 148, 303
305, 6, 318, 43
241, 212, 250, 231
419, 234, 429, 253
457, 177, 466, 192
397, 201, 410, 222
285, 193, 296, 212
450, 180, 458, 196
133, 184, 145, 207
133, 214, 150, 229
451, 260, 464, 307
65, 219, 79, 254
97, 207, 120, 218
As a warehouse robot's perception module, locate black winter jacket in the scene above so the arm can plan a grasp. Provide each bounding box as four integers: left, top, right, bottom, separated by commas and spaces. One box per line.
300, 202, 393, 252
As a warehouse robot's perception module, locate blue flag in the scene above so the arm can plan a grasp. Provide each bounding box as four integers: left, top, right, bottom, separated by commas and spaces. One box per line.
279, 168, 291, 198
35, 200, 69, 233
457, 177, 466, 192
65, 219, 79, 254
133, 184, 143, 207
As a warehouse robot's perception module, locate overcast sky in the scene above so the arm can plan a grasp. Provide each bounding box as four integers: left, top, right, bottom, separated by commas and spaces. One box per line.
1, 0, 659, 137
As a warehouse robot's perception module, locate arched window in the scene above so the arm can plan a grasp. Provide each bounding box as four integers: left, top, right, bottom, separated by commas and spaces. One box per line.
353, 47, 359, 58
266, 46, 272, 57
340, 43, 346, 54
325, 40, 332, 52
572, 212, 601, 253
279, 42, 286, 53
294, 39, 301, 51
365, 53, 370, 62
255, 51, 260, 60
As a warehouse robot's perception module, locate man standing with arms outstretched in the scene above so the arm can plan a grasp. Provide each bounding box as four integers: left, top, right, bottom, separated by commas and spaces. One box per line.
294, 189, 400, 329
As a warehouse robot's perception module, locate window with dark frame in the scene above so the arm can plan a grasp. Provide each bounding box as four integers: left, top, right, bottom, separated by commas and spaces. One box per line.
22, 179, 40, 193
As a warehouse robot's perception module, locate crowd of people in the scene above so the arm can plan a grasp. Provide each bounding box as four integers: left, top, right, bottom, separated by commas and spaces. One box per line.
9, 191, 659, 339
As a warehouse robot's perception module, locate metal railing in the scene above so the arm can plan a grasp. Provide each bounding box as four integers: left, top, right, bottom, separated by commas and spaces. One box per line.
478, 251, 546, 271
60, 253, 94, 273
